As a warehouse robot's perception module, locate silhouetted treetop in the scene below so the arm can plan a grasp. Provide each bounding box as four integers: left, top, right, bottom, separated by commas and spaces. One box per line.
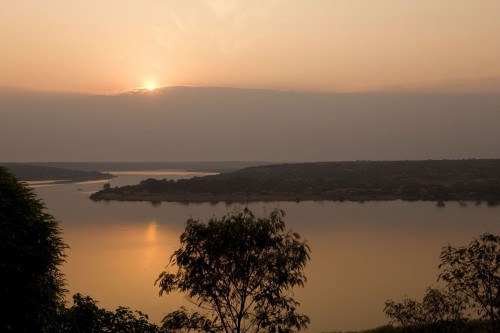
157, 208, 310, 333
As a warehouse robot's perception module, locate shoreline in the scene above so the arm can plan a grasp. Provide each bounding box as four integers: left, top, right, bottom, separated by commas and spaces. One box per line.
89, 191, 499, 205
88, 160, 500, 205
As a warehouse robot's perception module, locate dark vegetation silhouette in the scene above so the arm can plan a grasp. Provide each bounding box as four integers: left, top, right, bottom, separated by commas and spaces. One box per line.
439, 233, 500, 332
156, 208, 311, 333
54, 293, 160, 333
33, 161, 272, 174
0, 166, 68, 332
160, 307, 215, 333
385, 233, 500, 333
384, 288, 467, 333
0, 167, 162, 332
90, 159, 500, 204
1, 163, 113, 183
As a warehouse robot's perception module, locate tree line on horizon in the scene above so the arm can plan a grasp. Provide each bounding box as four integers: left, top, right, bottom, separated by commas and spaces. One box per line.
1, 163, 113, 182
91, 160, 500, 204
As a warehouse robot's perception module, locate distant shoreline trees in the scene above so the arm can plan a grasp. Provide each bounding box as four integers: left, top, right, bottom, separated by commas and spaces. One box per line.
90, 160, 500, 205
1, 163, 114, 183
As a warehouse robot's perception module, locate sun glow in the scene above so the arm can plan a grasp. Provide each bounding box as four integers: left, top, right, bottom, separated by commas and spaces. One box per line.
146, 84, 155, 91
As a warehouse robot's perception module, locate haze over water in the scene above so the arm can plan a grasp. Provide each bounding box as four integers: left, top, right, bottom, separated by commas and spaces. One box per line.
32, 171, 500, 332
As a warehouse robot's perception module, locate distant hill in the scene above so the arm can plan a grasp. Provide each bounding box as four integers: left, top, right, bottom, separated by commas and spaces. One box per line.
30, 161, 276, 173
90, 159, 500, 204
1, 163, 113, 183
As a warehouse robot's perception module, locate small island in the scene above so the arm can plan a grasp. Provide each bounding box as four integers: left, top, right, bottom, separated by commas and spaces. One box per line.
90, 159, 500, 204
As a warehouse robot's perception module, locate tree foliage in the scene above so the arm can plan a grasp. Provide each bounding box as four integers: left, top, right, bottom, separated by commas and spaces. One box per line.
438, 233, 500, 332
384, 288, 466, 332
161, 307, 216, 333
385, 233, 500, 333
157, 208, 310, 333
54, 293, 161, 333
92, 160, 500, 204
0, 167, 67, 332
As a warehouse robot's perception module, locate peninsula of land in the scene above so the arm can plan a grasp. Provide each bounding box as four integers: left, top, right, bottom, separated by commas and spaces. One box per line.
1, 163, 114, 183
90, 160, 500, 204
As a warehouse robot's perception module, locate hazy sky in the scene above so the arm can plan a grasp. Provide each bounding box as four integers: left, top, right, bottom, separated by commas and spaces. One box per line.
2, 1, 500, 162
2, 88, 500, 162
2, 1, 500, 93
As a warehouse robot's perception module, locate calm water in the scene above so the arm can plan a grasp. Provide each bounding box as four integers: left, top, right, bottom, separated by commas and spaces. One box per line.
32, 171, 500, 332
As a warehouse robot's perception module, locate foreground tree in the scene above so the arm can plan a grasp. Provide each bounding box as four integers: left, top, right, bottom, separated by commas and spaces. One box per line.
0, 167, 67, 332
384, 288, 466, 333
157, 208, 310, 333
438, 233, 500, 333
55, 293, 160, 333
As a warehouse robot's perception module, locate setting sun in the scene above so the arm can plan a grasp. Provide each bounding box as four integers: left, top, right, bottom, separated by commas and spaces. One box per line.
146, 84, 155, 91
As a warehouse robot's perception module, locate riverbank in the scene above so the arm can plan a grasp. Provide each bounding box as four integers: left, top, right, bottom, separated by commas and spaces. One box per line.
1, 163, 114, 183
90, 160, 500, 204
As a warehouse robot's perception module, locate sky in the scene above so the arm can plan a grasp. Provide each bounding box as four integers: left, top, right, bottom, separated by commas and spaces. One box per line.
1, 1, 500, 162
2, 0, 500, 93
2, 87, 500, 162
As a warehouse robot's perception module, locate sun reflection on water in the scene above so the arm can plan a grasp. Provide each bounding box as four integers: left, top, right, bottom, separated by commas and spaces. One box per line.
143, 221, 160, 269
146, 221, 158, 243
